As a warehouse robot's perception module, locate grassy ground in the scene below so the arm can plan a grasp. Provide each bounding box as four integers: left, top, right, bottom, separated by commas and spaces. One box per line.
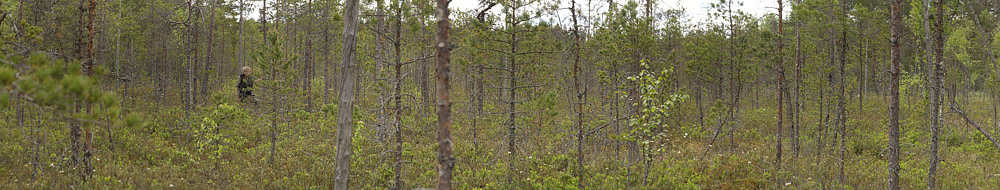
2, 80, 999, 189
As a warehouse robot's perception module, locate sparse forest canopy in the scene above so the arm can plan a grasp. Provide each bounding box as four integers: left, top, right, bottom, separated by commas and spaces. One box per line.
3, 0, 1000, 189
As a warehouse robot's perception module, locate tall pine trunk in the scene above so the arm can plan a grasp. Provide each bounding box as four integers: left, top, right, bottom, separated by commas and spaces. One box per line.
793, 0, 803, 159
304, 0, 314, 112
888, 0, 903, 189
202, 0, 217, 98
323, 3, 335, 105
775, 0, 784, 172
237, 0, 245, 73
837, 0, 848, 185
434, 0, 454, 189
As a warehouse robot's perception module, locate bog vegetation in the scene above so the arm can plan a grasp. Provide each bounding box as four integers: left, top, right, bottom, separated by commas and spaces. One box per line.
1, 0, 1000, 189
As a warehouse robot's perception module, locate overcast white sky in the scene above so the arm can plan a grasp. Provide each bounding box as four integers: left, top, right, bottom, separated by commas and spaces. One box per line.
450, 0, 780, 25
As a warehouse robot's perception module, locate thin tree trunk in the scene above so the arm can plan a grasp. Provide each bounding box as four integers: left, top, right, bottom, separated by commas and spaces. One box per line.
722, 1, 740, 153
420, 33, 431, 105
185, 0, 194, 123
83, 0, 98, 182
270, 60, 278, 167
725, 2, 743, 154
969, 2, 1000, 91
375, 1, 387, 137
15, 0, 25, 45
305, 0, 314, 112
793, 0, 803, 159
72, 0, 86, 184
202, 0, 217, 98
613, 61, 621, 161
817, 74, 825, 158
570, 0, 585, 188
475, 65, 482, 150
775, 0, 784, 172
392, 2, 404, 189
504, 3, 521, 188
858, 23, 865, 119
333, 0, 361, 189
238, 0, 245, 73
434, 0, 454, 189
995, 92, 999, 136
697, 84, 705, 132
323, 5, 332, 105
838, 0, 848, 185
193, 0, 201, 106
888, 1, 903, 189
927, 0, 944, 188
262, 0, 268, 42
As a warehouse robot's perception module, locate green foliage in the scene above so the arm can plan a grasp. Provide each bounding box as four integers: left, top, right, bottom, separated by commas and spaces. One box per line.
900, 71, 925, 96
0, 92, 8, 109
192, 104, 248, 161
624, 60, 687, 165
0, 53, 124, 127
525, 154, 578, 190
5, 0, 1000, 189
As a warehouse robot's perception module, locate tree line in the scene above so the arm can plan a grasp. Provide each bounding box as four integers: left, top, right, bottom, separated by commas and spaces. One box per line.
2, 0, 1000, 189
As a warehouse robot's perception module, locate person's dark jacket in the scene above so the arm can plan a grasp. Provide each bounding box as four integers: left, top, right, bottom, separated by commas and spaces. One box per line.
238, 74, 254, 98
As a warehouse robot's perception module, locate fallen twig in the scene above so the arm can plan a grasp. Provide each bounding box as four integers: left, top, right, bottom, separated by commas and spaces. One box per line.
948, 102, 1000, 151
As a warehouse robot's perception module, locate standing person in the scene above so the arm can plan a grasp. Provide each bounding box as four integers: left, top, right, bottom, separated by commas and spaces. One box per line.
238, 66, 261, 104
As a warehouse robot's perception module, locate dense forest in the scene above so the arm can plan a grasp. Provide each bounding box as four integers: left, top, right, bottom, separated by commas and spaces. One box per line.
1, 0, 1000, 189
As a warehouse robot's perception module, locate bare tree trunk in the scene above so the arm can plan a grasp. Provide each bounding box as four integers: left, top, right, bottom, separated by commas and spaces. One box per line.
374, 1, 388, 140
888, 1, 902, 189
323, 2, 334, 105
697, 84, 705, 132
570, 0, 585, 188
858, 23, 865, 122
153, 12, 165, 105
502, 3, 522, 188
474, 66, 483, 150
304, 0, 314, 112
434, 0, 454, 189
202, 0, 217, 98
333, 0, 361, 189
391, 2, 404, 189
507, 29, 518, 190
238, 0, 245, 73
420, 36, 431, 105
324, 22, 332, 104
775, 0, 784, 172
926, 0, 944, 188
270, 61, 278, 167
793, 0, 802, 159
185, 0, 196, 120
72, 0, 87, 184
193, 0, 201, 106
262, 0, 268, 42
14, 0, 25, 45
725, 2, 742, 153
817, 75, 825, 158
82, 0, 98, 183
613, 61, 622, 161
837, 0, 848, 185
